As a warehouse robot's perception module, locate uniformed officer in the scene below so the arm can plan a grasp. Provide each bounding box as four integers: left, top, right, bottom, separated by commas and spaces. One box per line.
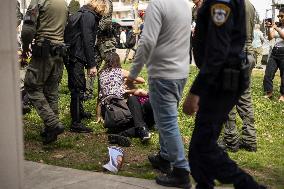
183, 0, 266, 188
220, 0, 257, 152
65, 0, 109, 133
22, 0, 68, 145
84, 0, 116, 100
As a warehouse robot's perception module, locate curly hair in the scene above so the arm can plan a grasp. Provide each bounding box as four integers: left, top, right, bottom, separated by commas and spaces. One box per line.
87, 0, 110, 16
100, 52, 121, 72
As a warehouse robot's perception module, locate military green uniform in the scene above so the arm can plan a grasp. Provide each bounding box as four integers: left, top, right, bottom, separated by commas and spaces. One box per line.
85, 0, 116, 98
222, 0, 257, 151
22, 0, 68, 142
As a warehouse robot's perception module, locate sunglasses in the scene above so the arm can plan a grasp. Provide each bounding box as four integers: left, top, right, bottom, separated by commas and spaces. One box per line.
277, 15, 284, 19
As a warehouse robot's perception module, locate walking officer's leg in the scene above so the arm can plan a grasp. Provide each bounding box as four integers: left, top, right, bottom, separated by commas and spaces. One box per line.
24, 56, 64, 144
189, 114, 261, 189
222, 108, 240, 151
68, 58, 92, 133
43, 56, 64, 116
236, 86, 257, 151
237, 54, 257, 151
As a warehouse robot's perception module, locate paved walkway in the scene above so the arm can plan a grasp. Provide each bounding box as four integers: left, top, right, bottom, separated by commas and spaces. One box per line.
24, 161, 232, 189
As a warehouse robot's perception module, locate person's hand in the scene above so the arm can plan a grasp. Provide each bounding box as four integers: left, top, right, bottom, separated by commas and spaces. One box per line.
265, 21, 272, 28
133, 89, 148, 96
88, 67, 97, 77
182, 93, 200, 116
95, 116, 104, 124
124, 77, 136, 90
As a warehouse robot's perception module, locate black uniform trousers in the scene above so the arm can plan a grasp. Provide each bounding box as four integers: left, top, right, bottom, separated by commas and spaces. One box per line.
263, 47, 284, 95
189, 91, 260, 189
65, 57, 87, 124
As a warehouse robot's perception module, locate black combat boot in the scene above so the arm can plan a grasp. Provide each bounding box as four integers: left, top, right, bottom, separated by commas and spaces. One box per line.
148, 152, 171, 174
156, 167, 191, 189
80, 111, 93, 119
70, 122, 93, 133
41, 124, 65, 145
70, 93, 92, 133
218, 139, 239, 152
239, 140, 257, 152
22, 103, 31, 114
108, 134, 131, 147
233, 173, 267, 189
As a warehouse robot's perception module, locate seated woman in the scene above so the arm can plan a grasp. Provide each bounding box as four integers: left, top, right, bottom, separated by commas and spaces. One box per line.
98, 52, 154, 146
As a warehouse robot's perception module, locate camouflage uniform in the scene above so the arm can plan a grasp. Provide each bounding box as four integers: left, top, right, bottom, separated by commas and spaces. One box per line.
222, 0, 257, 152
85, 0, 116, 98
16, 1, 23, 27
22, 0, 68, 144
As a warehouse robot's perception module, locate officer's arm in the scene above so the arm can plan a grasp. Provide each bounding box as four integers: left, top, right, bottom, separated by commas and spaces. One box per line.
21, 0, 39, 52
190, 1, 234, 96
80, 12, 97, 69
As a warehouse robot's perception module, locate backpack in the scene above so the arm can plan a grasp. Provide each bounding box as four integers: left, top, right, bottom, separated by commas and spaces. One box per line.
102, 95, 132, 129
64, 11, 83, 47
124, 31, 136, 49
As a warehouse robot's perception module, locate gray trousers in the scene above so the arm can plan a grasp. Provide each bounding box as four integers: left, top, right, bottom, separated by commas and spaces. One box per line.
223, 54, 257, 147
24, 55, 64, 129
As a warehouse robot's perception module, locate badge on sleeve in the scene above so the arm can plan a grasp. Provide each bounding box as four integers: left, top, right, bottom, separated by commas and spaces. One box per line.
211, 3, 231, 26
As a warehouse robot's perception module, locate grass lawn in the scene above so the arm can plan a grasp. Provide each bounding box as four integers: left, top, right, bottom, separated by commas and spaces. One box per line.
23, 64, 284, 189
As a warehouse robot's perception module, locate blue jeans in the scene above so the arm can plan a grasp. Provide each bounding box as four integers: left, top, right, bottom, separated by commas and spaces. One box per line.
148, 78, 190, 171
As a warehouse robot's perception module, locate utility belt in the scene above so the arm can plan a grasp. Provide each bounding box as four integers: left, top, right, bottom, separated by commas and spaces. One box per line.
31, 39, 69, 58
272, 46, 284, 56
222, 56, 250, 93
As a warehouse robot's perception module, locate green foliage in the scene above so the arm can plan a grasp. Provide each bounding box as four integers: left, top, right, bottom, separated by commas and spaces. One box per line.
23, 66, 284, 189
68, 0, 80, 15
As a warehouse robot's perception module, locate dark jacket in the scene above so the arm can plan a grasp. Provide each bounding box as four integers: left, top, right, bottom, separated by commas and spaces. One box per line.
73, 5, 101, 69
191, 0, 246, 94
190, 0, 246, 122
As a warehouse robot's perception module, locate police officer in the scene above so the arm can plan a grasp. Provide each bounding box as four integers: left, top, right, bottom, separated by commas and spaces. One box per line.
65, 0, 109, 133
220, 0, 257, 152
22, 0, 68, 145
84, 0, 116, 100
183, 0, 266, 188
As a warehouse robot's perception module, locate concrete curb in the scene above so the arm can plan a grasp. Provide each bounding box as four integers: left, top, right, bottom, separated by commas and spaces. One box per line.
24, 161, 232, 189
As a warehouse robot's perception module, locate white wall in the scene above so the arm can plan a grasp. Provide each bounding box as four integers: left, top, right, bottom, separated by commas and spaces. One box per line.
0, 0, 24, 189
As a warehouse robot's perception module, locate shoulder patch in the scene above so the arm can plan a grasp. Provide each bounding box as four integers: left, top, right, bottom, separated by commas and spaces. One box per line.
211, 3, 231, 26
